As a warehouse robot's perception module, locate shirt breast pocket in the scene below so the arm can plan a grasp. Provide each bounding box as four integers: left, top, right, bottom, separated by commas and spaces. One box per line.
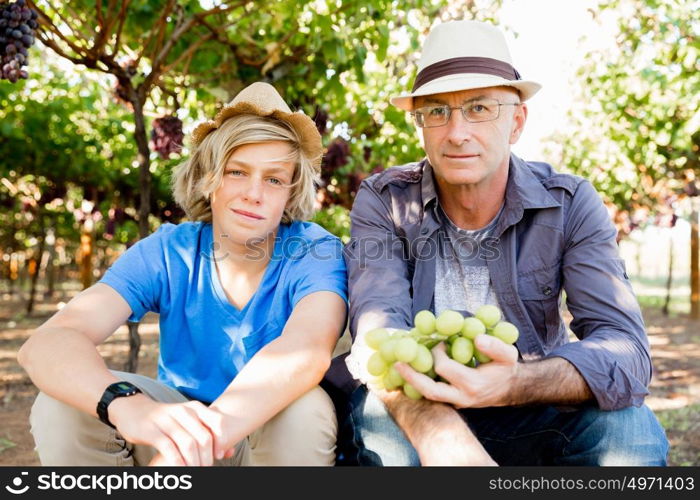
241, 321, 283, 363
517, 265, 564, 350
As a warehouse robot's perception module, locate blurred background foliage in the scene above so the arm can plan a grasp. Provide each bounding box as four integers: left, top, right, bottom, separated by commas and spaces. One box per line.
0, 0, 698, 319
551, 0, 699, 317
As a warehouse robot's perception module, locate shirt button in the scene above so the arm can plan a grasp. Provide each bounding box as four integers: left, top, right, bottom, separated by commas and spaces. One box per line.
421, 227, 429, 235
542, 286, 553, 296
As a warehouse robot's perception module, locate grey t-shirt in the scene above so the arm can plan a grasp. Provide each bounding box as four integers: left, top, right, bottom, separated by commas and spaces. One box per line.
434, 203, 504, 316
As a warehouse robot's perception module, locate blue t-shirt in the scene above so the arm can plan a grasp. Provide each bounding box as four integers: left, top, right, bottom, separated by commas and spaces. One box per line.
99, 221, 348, 402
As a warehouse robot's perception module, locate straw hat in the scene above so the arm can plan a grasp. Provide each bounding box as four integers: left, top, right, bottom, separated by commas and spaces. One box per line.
191, 82, 322, 165
391, 20, 541, 111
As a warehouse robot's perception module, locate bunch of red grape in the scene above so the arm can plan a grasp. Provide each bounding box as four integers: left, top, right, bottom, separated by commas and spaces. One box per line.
0, 0, 37, 83
312, 106, 329, 135
365, 305, 519, 400
322, 138, 350, 173
150, 115, 184, 159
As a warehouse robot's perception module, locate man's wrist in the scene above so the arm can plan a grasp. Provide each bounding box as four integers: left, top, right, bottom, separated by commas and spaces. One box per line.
502, 359, 525, 406
504, 357, 593, 407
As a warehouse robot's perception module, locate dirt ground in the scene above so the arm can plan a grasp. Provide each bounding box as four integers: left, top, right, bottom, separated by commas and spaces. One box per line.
1, 283, 698, 466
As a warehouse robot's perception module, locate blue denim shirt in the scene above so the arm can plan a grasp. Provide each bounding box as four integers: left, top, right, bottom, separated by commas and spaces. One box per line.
334, 154, 650, 411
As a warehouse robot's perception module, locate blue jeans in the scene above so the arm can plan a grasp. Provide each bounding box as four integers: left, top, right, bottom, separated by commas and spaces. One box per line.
336, 386, 669, 466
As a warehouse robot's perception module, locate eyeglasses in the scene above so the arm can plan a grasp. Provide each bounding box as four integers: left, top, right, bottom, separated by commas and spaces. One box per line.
411, 98, 521, 128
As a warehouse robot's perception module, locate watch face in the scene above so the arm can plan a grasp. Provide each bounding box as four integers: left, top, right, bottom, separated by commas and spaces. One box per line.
98, 382, 141, 429
111, 382, 139, 396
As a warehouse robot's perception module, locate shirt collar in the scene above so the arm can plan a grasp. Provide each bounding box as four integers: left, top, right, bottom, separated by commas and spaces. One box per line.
507, 154, 561, 210
420, 159, 439, 212
421, 154, 561, 234
420, 158, 437, 211
494, 154, 561, 236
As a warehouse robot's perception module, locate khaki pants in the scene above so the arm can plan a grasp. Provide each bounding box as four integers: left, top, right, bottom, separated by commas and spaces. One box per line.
29, 371, 337, 466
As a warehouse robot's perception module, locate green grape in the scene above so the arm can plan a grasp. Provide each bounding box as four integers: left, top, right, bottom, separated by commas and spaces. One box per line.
422, 338, 442, 349
467, 357, 477, 368
461, 316, 486, 339
409, 344, 434, 373
369, 375, 385, 391
491, 321, 519, 344
383, 365, 405, 390
447, 334, 459, 345
367, 352, 389, 376
365, 328, 390, 350
395, 337, 419, 363
474, 304, 501, 328
379, 338, 398, 363
403, 382, 423, 400
450, 337, 474, 364
474, 347, 492, 364
435, 310, 464, 336
394, 329, 411, 338
414, 310, 436, 335
426, 367, 437, 379
408, 327, 420, 338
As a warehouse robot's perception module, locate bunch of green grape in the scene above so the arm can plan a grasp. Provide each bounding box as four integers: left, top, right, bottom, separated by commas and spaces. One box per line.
365, 305, 519, 400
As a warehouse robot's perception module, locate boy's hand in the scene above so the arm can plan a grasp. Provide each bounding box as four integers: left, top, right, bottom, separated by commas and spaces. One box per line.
109, 396, 236, 466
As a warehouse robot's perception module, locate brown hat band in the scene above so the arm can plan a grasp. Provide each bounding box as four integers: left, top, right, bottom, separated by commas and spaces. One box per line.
412, 56, 522, 92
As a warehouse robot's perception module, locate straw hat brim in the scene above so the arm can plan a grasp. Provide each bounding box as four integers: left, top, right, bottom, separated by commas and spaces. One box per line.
190, 101, 323, 169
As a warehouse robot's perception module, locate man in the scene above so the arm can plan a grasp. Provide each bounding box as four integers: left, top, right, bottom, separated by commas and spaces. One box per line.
333, 20, 669, 466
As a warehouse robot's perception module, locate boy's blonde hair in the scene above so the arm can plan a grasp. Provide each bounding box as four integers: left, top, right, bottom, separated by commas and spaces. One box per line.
172, 114, 320, 224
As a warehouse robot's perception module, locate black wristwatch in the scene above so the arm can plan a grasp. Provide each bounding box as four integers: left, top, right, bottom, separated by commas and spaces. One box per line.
96, 381, 143, 429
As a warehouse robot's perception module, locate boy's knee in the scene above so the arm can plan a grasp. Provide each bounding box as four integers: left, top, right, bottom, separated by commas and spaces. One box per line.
249, 386, 337, 465
30, 392, 130, 466
30, 392, 89, 441
269, 386, 337, 443
283, 386, 336, 425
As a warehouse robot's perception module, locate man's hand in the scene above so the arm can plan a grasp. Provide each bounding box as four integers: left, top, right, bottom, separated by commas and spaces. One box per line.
109, 396, 238, 466
394, 334, 519, 408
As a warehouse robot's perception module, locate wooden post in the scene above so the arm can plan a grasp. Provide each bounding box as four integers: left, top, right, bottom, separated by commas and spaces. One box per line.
79, 230, 93, 290
125, 321, 141, 373
9, 253, 18, 296
691, 202, 699, 319
26, 216, 46, 315
662, 232, 674, 316
44, 245, 56, 299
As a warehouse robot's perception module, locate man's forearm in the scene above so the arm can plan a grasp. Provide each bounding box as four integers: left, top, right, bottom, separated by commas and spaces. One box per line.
377, 389, 496, 465
509, 356, 593, 406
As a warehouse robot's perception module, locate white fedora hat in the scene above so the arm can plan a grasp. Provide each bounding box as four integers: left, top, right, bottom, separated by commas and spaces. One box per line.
391, 20, 541, 111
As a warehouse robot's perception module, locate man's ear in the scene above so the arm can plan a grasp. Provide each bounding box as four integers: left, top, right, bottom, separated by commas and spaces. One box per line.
509, 102, 528, 145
